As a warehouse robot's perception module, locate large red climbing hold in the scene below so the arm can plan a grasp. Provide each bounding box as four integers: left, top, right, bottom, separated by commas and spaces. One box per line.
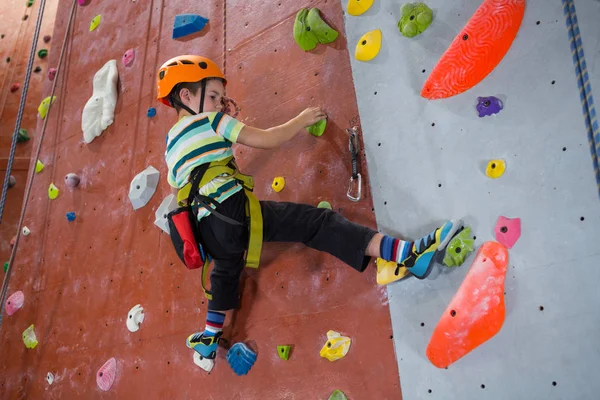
96, 357, 117, 391
426, 241, 509, 368
421, 0, 526, 99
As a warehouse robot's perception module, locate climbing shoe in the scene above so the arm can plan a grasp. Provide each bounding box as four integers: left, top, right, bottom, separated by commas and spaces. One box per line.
186, 331, 222, 360
401, 219, 464, 279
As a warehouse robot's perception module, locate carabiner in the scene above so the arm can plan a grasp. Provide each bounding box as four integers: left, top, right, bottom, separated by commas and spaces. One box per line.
347, 173, 362, 202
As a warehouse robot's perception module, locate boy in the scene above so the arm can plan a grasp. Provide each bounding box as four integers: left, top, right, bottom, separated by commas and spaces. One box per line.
157, 55, 462, 363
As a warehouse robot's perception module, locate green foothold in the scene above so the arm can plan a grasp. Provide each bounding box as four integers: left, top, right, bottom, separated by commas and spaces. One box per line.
277, 345, 291, 360
317, 201, 332, 210
37, 49, 48, 59
329, 390, 349, 400
17, 129, 30, 143
443, 226, 475, 267
306, 8, 338, 45
3, 262, 8, 273
307, 119, 326, 137
398, 3, 433, 38
26, 0, 34, 7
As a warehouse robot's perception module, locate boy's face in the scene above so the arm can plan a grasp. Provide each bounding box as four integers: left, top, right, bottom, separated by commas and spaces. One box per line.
179, 79, 225, 115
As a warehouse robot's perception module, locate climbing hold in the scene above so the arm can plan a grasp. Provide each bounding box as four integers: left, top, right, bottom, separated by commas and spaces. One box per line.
90, 15, 102, 32
46, 372, 54, 385
329, 390, 349, 400
38, 49, 48, 59
122, 49, 135, 67
293, 8, 338, 51
48, 183, 59, 199
17, 129, 30, 142
376, 257, 410, 285
8, 175, 16, 188
66, 212, 76, 221
96, 357, 117, 391
78, 0, 88, 5
154, 194, 177, 234
271, 177, 285, 192
476, 96, 503, 117
6, 57, 11, 63
10, 236, 16, 247
35, 159, 45, 173
443, 226, 475, 267
355, 29, 382, 61
193, 352, 215, 373
129, 166, 160, 210
47, 67, 57, 81
38, 96, 56, 119
64, 173, 80, 188
147, 107, 156, 118
398, 3, 433, 38
3, 262, 8, 273
43, 35, 51, 43
10, 83, 20, 93
317, 201, 332, 210
26, 0, 34, 7
427, 241, 509, 368
23, 324, 38, 348
485, 159, 505, 179
22, 226, 30, 236
320, 330, 351, 361
421, 0, 525, 99
494, 216, 521, 249
126, 304, 145, 332
306, 8, 338, 45
34, 66, 41, 73
5, 291, 24, 315
277, 345, 291, 360
307, 119, 327, 137
82, 59, 118, 144
226, 342, 257, 376
23, 15, 29, 21
172, 14, 209, 39
347, 0, 373, 16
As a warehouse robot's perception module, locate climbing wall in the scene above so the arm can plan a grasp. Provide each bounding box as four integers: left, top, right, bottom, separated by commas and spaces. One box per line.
343, 0, 600, 399
0, 0, 402, 398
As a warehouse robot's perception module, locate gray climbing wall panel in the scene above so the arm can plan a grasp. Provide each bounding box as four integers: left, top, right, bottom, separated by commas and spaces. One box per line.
343, 0, 600, 399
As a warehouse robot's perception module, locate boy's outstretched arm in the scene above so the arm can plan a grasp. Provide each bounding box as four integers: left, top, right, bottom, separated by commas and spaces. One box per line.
236, 107, 326, 149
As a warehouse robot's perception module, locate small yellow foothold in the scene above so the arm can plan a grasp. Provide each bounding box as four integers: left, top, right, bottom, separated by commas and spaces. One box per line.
376, 258, 410, 285
355, 29, 382, 62
485, 159, 506, 179
272, 177, 285, 192
90, 15, 102, 32
320, 330, 351, 361
48, 183, 59, 200
35, 160, 45, 173
348, 0, 374, 16
38, 96, 56, 119
22, 324, 38, 349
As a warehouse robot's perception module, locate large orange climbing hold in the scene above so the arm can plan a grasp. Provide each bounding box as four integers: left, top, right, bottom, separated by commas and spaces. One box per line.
421, 0, 525, 99
426, 241, 509, 368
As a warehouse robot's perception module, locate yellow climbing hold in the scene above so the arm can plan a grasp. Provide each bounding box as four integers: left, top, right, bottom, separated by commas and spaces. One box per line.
355, 29, 382, 61
320, 330, 351, 361
22, 324, 38, 349
90, 15, 101, 32
272, 177, 285, 192
48, 183, 59, 199
347, 0, 374, 16
485, 159, 506, 179
35, 160, 45, 173
38, 96, 56, 119
376, 258, 409, 285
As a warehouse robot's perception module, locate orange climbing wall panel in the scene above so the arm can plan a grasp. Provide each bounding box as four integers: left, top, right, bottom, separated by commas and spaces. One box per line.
0, 1, 401, 398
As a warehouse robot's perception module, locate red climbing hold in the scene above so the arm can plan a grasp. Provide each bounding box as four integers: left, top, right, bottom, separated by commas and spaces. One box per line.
43, 35, 51, 43
48, 68, 57, 81
10, 83, 20, 93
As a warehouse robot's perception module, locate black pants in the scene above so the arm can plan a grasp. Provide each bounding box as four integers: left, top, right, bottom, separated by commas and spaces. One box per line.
197, 190, 377, 311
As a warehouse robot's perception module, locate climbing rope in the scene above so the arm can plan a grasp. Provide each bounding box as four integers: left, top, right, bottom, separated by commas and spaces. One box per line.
0, 0, 78, 320
222, 0, 227, 91
563, 0, 600, 198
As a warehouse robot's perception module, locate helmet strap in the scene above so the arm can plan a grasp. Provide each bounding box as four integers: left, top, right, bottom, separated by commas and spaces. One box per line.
197, 79, 207, 114
169, 79, 208, 116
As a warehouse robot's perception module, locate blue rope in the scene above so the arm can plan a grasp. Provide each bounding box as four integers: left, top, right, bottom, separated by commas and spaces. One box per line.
563, 0, 600, 198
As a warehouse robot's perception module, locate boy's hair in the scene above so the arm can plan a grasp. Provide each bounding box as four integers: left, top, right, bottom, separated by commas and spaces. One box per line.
170, 78, 225, 114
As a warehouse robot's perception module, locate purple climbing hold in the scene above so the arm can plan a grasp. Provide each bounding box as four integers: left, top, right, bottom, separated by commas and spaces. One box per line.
173, 14, 209, 39
476, 96, 503, 117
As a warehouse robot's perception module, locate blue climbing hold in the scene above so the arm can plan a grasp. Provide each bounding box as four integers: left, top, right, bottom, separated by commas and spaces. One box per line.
66, 212, 76, 221
226, 343, 257, 376
173, 14, 209, 39
147, 107, 156, 118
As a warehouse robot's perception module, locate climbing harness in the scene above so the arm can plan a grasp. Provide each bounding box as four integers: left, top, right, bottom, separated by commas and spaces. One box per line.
346, 126, 362, 201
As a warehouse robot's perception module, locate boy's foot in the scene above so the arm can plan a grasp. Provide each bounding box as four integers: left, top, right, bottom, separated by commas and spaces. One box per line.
186, 331, 223, 360
401, 219, 464, 279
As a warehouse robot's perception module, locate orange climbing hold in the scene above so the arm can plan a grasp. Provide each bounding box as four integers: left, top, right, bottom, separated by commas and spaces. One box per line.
421, 0, 525, 99
426, 241, 509, 368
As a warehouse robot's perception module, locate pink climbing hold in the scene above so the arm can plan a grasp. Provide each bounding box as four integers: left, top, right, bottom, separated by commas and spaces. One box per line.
494, 216, 521, 249
122, 49, 135, 67
64, 173, 80, 188
48, 68, 57, 81
10, 83, 20, 93
5, 291, 24, 316
96, 357, 117, 391
78, 0, 89, 5
43, 35, 51, 43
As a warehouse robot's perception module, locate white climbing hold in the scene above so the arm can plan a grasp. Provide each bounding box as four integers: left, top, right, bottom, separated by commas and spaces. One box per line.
46, 372, 54, 385
81, 59, 118, 144
22, 226, 31, 236
126, 304, 145, 332
129, 166, 160, 210
193, 352, 214, 373
154, 194, 177, 234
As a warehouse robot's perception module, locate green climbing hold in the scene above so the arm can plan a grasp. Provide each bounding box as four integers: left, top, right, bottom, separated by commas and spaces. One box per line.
398, 3, 433, 38
277, 345, 291, 360
307, 119, 326, 137
38, 49, 48, 59
329, 390, 349, 400
317, 201, 332, 210
26, 0, 34, 7
3, 262, 8, 273
18, 129, 30, 143
293, 8, 338, 51
306, 8, 338, 45
443, 226, 475, 267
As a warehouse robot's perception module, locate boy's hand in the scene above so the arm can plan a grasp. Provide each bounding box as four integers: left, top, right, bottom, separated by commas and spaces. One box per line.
296, 107, 327, 128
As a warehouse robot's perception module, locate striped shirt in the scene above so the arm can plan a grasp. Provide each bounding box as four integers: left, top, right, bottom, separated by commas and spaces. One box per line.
165, 112, 245, 220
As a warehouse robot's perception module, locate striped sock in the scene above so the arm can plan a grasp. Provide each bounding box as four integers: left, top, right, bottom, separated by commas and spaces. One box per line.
204, 310, 226, 337
380, 235, 414, 264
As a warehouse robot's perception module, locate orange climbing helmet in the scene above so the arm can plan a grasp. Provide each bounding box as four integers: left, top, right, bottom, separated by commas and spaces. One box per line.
156, 55, 226, 108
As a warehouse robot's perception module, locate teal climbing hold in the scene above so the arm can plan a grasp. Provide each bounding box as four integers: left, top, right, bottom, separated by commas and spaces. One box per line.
173, 14, 209, 39
398, 3, 433, 38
